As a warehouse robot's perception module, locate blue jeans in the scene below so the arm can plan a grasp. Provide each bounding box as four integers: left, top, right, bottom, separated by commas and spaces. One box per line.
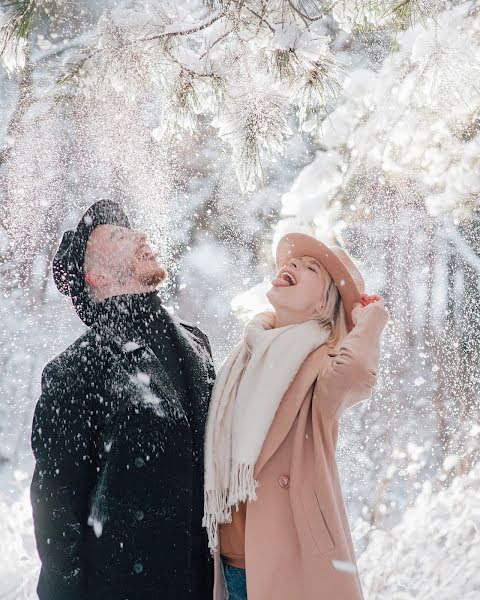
223, 563, 247, 600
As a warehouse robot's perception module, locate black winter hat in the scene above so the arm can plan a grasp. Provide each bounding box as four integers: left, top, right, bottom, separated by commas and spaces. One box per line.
52, 199, 131, 325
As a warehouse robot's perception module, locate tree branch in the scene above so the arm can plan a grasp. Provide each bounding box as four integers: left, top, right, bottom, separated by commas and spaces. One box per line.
164, 47, 220, 79
140, 10, 227, 43
245, 6, 275, 34
57, 11, 228, 83
285, 0, 325, 25
198, 29, 233, 60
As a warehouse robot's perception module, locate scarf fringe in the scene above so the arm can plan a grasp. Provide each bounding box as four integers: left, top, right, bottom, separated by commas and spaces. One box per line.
227, 463, 258, 507
203, 488, 231, 553
203, 464, 259, 553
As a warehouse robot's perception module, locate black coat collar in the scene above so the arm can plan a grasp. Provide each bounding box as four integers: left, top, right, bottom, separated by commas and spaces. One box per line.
92, 293, 213, 399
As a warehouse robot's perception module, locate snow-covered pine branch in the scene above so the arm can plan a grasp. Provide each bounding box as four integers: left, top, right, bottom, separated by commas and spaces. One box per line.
51, 2, 340, 192
213, 79, 292, 191
333, 0, 449, 33
0, 0, 445, 192
0, 0, 37, 71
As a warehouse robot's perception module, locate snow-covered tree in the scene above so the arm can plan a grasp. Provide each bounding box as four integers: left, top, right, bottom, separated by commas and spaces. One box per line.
1, 0, 447, 191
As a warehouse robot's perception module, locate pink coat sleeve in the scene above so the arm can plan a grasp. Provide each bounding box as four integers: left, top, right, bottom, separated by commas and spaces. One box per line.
316, 302, 390, 419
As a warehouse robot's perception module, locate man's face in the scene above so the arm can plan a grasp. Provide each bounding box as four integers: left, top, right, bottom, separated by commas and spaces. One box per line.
84, 224, 167, 293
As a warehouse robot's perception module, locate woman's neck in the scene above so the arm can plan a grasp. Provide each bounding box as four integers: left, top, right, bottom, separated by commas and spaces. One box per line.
274, 309, 312, 329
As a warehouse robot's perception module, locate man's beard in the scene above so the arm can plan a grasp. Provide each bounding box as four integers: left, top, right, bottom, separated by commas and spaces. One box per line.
140, 267, 167, 287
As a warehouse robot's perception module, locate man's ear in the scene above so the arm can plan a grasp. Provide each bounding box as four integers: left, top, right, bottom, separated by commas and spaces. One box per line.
85, 271, 108, 289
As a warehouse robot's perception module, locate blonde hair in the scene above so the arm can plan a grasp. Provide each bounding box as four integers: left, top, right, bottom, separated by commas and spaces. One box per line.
313, 264, 348, 348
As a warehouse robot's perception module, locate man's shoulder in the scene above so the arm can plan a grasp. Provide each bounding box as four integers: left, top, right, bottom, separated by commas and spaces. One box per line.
43, 328, 104, 380
178, 319, 205, 337
178, 319, 210, 346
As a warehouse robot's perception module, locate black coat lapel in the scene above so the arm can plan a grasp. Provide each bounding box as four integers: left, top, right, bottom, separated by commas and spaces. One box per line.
95, 310, 214, 420
165, 317, 215, 412
94, 322, 185, 417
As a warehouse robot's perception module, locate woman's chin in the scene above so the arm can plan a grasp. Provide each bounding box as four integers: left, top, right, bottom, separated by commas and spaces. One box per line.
266, 286, 276, 304
266, 286, 288, 310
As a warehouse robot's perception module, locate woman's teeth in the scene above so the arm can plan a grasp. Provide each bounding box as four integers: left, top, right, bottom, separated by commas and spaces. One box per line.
281, 272, 296, 285
272, 271, 297, 287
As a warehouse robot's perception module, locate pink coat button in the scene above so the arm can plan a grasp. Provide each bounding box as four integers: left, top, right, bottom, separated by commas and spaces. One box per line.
279, 475, 290, 488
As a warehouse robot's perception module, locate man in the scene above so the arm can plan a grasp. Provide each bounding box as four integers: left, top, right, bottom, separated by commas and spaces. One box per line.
30, 199, 215, 600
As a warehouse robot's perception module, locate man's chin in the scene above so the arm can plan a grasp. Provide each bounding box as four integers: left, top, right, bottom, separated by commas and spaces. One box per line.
142, 267, 167, 287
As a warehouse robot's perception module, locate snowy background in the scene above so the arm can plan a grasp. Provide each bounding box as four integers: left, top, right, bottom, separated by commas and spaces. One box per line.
0, 1, 479, 598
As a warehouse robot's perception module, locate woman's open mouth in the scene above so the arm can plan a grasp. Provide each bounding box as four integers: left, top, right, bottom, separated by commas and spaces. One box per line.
272, 269, 297, 287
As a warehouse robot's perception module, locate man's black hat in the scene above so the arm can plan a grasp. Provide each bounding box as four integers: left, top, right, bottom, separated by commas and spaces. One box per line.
52, 199, 131, 325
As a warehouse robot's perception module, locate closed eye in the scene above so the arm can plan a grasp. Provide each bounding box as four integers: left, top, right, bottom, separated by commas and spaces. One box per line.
308, 266, 317, 272
110, 230, 125, 241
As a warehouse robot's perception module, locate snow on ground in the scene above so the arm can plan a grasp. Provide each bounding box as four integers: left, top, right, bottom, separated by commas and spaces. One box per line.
0, 457, 478, 598
356, 462, 480, 599
0, 290, 82, 599
0, 465, 38, 600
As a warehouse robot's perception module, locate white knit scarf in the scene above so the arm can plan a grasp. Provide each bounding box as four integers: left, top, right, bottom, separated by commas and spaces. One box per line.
203, 311, 330, 552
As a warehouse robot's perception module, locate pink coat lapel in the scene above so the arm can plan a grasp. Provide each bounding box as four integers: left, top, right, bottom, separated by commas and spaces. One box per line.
254, 344, 330, 477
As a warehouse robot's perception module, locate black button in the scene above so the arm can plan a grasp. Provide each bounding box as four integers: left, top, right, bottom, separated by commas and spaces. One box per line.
135, 510, 144, 521
135, 457, 145, 468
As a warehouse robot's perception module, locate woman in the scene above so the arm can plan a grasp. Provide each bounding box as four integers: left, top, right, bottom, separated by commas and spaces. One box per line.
203, 232, 389, 600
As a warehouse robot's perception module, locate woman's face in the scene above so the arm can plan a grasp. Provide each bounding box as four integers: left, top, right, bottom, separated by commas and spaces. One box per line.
267, 255, 326, 319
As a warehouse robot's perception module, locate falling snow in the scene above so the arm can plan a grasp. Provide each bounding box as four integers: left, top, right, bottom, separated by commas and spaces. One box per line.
0, 0, 479, 598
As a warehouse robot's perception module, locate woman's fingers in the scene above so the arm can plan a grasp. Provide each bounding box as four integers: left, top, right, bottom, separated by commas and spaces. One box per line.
353, 294, 386, 319
353, 294, 386, 329
361, 293, 383, 305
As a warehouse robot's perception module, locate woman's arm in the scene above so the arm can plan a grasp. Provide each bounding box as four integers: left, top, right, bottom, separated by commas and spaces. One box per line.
316, 298, 389, 419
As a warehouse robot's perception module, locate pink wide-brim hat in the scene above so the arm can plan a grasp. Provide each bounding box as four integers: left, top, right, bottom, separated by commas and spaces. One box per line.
275, 233, 365, 332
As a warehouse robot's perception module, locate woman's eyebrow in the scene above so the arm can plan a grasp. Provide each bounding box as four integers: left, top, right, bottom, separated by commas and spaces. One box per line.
306, 258, 321, 269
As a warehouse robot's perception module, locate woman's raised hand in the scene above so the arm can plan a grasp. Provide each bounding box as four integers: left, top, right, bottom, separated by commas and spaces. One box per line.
352, 293, 385, 324
359, 293, 384, 308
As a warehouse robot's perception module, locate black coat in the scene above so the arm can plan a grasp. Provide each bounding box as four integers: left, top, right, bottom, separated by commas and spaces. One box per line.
30, 298, 215, 600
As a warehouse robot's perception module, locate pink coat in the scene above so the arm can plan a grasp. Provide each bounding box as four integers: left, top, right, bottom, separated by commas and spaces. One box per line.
213, 302, 390, 600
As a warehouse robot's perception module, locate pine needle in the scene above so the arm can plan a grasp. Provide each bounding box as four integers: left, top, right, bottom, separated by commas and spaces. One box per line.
0, 0, 37, 60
